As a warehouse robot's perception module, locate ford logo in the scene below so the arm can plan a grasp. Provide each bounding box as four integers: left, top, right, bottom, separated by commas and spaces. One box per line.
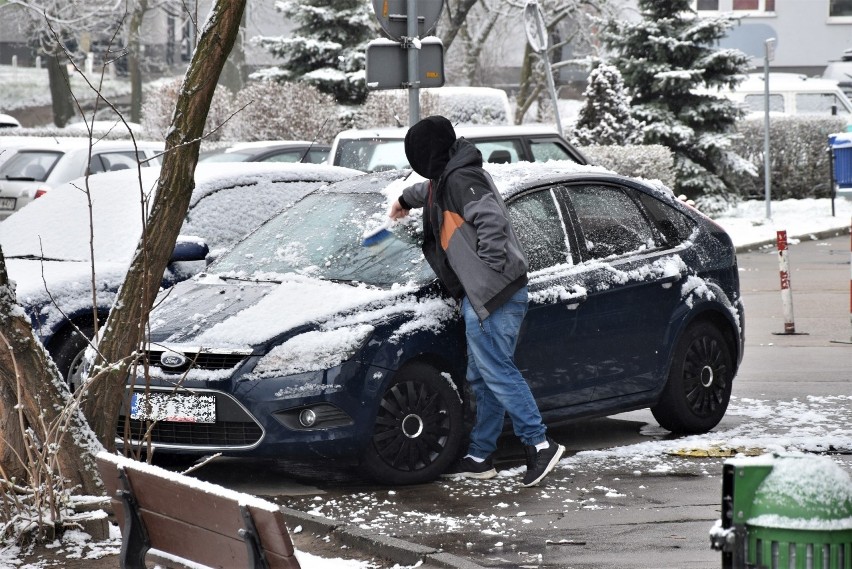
160, 351, 187, 368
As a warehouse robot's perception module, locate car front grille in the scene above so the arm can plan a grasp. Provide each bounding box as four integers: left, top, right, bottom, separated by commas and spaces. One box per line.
145, 349, 249, 372
118, 388, 263, 449
117, 418, 262, 447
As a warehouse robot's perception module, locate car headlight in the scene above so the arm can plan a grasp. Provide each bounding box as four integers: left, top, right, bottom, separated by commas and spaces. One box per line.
250, 324, 374, 378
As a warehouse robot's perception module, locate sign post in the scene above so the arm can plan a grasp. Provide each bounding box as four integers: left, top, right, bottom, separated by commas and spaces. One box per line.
368, 0, 444, 127
523, 1, 563, 137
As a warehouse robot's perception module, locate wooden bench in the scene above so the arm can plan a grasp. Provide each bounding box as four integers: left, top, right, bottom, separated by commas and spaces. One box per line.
97, 452, 301, 569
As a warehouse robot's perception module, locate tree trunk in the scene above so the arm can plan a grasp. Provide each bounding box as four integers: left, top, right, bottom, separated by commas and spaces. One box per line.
0, 248, 102, 496
128, 0, 149, 124
46, 52, 75, 127
439, 0, 480, 51
82, 0, 247, 449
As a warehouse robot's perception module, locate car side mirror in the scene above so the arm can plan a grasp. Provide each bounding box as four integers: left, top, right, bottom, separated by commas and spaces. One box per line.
171, 236, 209, 262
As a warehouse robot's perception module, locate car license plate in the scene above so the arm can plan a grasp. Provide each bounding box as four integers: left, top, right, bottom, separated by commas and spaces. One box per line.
130, 392, 216, 424
0, 197, 16, 210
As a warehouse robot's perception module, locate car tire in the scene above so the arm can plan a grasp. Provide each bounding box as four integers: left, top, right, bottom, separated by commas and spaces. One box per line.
651, 321, 733, 434
361, 363, 463, 485
47, 323, 94, 392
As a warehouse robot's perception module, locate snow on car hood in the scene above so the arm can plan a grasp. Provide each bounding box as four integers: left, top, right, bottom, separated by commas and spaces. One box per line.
6, 258, 128, 333
149, 272, 454, 350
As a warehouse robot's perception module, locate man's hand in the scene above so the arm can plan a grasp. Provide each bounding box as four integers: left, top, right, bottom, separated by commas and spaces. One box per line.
389, 199, 410, 220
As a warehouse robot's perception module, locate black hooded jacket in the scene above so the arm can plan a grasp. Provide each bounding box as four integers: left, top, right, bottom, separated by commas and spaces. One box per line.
399, 116, 528, 320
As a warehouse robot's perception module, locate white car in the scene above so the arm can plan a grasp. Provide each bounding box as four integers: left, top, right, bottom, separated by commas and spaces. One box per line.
328, 124, 589, 172
0, 137, 164, 221
0, 161, 360, 388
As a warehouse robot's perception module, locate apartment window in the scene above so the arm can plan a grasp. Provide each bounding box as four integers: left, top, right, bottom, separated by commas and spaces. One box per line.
695, 0, 774, 12
830, 0, 852, 17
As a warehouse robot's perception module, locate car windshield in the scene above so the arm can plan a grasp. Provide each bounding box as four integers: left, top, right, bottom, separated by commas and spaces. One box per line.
211, 191, 433, 288
336, 139, 409, 172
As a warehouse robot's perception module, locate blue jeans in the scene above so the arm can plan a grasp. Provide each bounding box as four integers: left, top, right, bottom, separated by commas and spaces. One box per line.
462, 286, 547, 458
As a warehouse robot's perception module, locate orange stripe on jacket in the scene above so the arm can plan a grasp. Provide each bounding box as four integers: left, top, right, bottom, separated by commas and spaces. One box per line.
441, 211, 465, 250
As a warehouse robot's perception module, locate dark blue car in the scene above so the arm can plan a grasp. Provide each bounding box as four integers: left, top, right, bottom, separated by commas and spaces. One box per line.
123, 163, 744, 485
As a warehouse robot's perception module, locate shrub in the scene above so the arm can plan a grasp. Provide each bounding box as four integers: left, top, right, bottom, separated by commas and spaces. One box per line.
222, 81, 340, 143
728, 116, 847, 200
580, 144, 676, 189
141, 78, 231, 141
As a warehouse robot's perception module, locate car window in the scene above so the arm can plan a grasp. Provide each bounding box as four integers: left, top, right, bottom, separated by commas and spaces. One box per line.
336, 139, 408, 172
796, 92, 851, 115
508, 188, 573, 272
744, 93, 784, 113
0, 150, 62, 181
90, 151, 148, 174
260, 151, 305, 163
529, 139, 574, 162
474, 140, 523, 164
636, 192, 696, 247
182, 181, 322, 252
567, 184, 656, 260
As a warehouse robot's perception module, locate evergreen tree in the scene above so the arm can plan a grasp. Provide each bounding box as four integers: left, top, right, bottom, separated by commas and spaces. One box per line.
574, 63, 645, 146
603, 0, 755, 204
253, 0, 375, 104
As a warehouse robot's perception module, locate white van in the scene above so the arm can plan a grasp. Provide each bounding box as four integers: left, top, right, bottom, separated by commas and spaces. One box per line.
721, 73, 852, 123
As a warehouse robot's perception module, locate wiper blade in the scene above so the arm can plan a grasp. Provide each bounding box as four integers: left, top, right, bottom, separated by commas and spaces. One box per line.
216, 275, 282, 284
4, 176, 36, 181
7, 254, 70, 262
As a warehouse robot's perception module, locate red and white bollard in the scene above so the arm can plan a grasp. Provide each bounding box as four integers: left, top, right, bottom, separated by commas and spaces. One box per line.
776, 230, 797, 334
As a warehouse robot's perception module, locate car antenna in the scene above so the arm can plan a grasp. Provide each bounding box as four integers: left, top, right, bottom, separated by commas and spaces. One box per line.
299, 117, 330, 163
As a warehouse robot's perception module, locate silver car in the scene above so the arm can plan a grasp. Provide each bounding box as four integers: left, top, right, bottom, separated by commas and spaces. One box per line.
0, 138, 164, 220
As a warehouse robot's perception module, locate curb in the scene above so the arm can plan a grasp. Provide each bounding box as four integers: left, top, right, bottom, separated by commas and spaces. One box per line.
280, 506, 485, 569
734, 225, 850, 254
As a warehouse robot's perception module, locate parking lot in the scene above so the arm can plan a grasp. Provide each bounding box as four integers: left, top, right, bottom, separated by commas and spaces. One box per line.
186, 233, 851, 568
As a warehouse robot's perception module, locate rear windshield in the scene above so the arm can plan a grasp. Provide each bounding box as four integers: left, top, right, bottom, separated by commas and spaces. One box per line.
335, 139, 408, 172
0, 150, 62, 182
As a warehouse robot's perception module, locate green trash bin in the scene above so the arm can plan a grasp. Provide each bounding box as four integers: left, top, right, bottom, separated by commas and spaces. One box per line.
710, 453, 852, 569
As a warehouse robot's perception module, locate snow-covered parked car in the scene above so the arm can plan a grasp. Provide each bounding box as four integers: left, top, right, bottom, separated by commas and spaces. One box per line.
0, 137, 165, 221
199, 140, 331, 165
0, 162, 359, 387
125, 161, 744, 485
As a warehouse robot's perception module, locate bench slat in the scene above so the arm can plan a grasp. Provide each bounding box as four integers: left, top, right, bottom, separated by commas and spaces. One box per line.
97, 454, 299, 569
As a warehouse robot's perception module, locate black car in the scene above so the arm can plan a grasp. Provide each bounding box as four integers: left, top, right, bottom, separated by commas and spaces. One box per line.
124, 163, 744, 485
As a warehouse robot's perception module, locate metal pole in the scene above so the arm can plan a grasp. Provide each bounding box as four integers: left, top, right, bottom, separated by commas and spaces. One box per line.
764, 45, 772, 220
542, 54, 563, 138
407, 0, 420, 127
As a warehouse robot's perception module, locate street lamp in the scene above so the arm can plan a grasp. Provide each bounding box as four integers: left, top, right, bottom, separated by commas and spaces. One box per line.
764, 37, 777, 220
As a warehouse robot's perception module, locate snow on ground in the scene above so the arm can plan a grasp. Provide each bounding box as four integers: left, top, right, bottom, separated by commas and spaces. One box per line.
0, 198, 848, 568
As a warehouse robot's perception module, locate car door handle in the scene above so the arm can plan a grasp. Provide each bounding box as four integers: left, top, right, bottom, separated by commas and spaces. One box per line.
659, 273, 681, 289
562, 293, 587, 310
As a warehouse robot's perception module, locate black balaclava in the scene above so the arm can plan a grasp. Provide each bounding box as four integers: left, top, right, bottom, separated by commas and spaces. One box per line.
404, 115, 457, 179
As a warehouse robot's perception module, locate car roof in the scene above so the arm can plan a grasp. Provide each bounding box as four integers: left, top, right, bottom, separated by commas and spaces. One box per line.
332, 124, 564, 141
317, 160, 678, 207
736, 73, 847, 93
0, 137, 164, 152
221, 140, 328, 151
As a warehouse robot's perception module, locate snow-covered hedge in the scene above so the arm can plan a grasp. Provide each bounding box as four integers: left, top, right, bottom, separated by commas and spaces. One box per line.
349, 87, 511, 129
728, 116, 847, 200
580, 144, 676, 188
141, 79, 340, 144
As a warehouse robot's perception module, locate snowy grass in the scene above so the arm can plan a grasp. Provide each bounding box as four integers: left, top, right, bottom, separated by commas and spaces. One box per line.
0, 64, 131, 117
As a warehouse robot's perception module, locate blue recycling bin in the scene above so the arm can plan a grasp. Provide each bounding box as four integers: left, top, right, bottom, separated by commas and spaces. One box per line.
829, 132, 852, 188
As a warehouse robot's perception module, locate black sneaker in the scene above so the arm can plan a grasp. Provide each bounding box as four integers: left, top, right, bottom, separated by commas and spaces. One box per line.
441, 455, 497, 480
522, 438, 565, 487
